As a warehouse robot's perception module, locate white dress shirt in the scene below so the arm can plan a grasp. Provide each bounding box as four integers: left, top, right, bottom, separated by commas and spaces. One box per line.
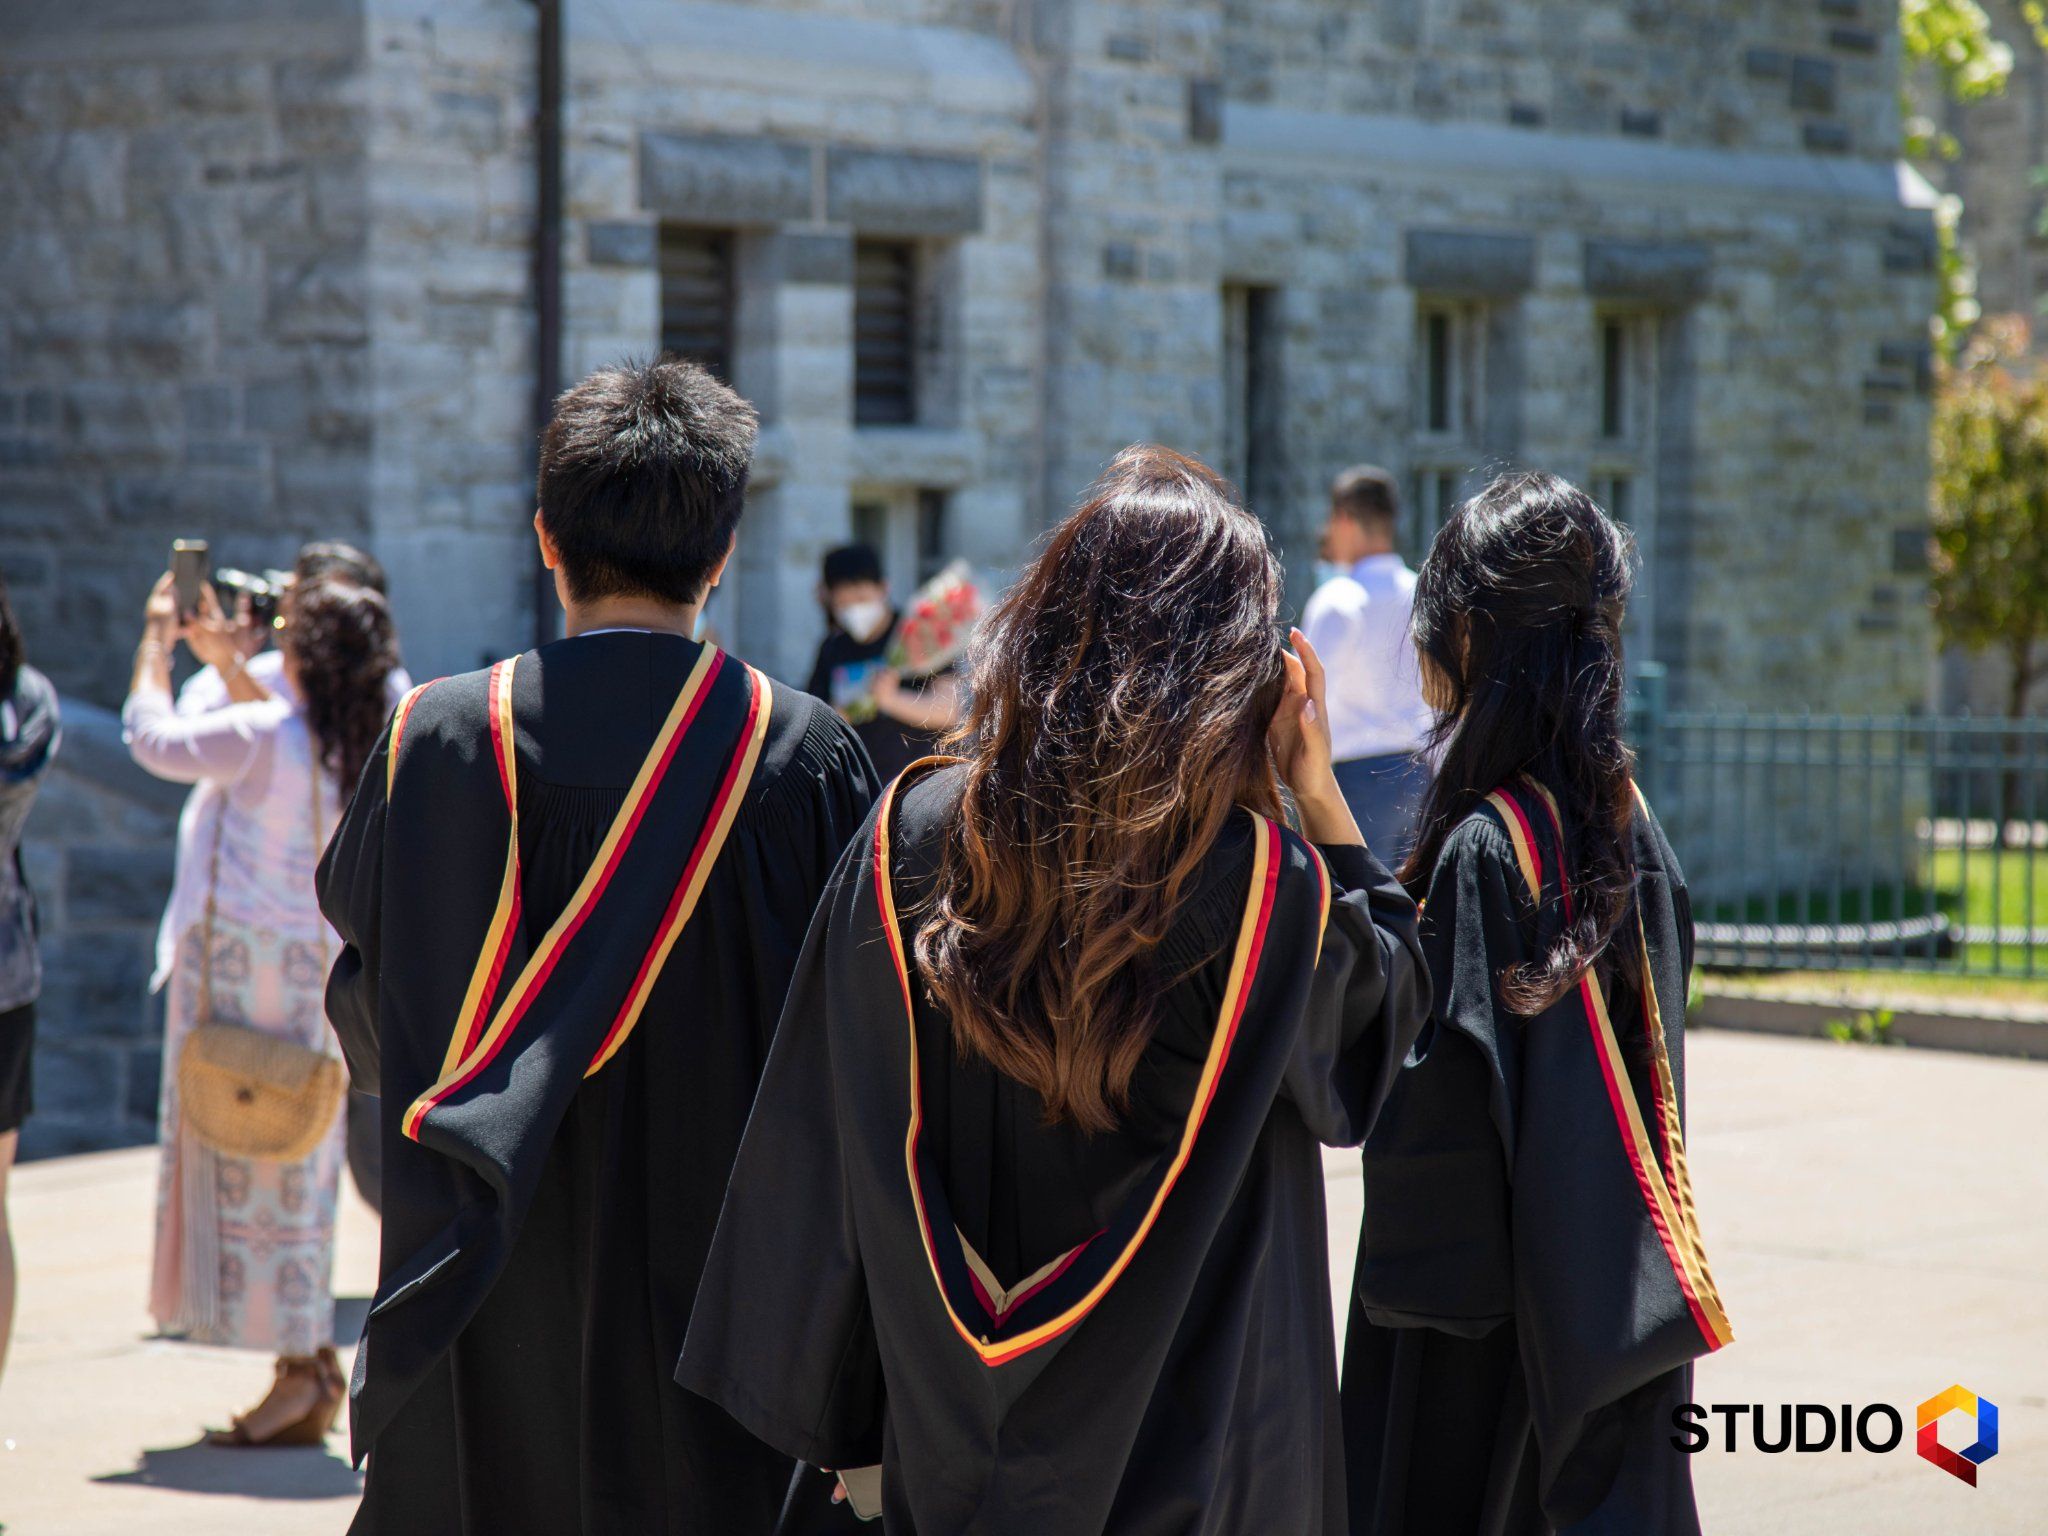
1300, 552, 1432, 763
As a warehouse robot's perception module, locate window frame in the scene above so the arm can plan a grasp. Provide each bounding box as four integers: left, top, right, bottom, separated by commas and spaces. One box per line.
854, 239, 920, 427
657, 225, 737, 384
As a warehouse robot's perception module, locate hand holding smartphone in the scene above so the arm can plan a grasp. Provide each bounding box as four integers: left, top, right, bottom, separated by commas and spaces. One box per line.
837, 1465, 883, 1521
170, 539, 210, 620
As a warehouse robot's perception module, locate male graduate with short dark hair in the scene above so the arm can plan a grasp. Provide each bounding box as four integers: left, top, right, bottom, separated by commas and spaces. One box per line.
319, 357, 880, 1534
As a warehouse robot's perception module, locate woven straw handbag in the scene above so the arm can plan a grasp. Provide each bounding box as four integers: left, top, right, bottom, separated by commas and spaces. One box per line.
176, 746, 346, 1163
180, 1021, 346, 1162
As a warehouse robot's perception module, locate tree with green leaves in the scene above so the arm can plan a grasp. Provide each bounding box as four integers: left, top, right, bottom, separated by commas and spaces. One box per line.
1900, 0, 2048, 353
1930, 316, 2048, 716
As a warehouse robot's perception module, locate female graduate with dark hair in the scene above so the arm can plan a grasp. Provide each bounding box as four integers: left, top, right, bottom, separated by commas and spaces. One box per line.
1340, 471, 1732, 1536
679, 445, 1430, 1534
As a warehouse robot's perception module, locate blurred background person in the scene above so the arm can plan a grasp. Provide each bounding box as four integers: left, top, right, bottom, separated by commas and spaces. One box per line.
1303, 466, 1433, 863
177, 540, 406, 716
173, 540, 408, 1217
124, 574, 401, 1447
0, 571, 59, 1391
805, 542, 962, 781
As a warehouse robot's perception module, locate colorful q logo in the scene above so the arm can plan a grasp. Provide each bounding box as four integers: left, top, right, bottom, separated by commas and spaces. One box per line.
1916, 1385, 1999, 1486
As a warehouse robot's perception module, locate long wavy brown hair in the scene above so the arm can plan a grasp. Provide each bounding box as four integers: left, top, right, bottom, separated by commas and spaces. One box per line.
912, 445, 1287, 1133
286, 577, 401, 796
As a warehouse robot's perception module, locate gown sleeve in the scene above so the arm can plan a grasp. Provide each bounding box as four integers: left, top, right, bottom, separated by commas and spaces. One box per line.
1349, 817, 1526, 1336
317, 722, 391, 1091
1277, 840, 1431, 1148
675, 825, 886, 1470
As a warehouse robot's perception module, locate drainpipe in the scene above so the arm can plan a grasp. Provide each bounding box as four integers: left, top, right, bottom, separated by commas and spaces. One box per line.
532, 0, 564, 648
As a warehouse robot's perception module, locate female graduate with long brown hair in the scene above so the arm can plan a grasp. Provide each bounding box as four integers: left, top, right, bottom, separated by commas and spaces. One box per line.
1340, 471, 1733, 1535
680, 445, 1431, 1534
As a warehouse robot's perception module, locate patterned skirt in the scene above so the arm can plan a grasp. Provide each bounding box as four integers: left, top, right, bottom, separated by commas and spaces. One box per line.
150, 914, 346, 1355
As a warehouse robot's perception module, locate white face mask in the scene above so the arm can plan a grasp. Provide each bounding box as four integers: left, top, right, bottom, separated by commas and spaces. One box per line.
1313, 560, 1348, 589
834, 598, 891, 643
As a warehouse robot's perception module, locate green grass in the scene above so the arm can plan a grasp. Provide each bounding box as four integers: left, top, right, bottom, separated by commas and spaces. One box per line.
1931, 846, 2048, 970
1695, 845, 2048, 977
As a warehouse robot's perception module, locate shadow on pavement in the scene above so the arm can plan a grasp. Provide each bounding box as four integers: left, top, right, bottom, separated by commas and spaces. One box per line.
92, 1438, 363, 1500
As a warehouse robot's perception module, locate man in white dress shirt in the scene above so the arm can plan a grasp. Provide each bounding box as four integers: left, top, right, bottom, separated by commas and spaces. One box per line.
1301, 466, 1433, 862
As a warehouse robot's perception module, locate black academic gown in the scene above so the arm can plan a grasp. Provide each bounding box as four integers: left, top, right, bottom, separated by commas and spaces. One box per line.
678, 761, 1432, 1536
1341, 778, 1732, 1536
318, 632, 879, 1536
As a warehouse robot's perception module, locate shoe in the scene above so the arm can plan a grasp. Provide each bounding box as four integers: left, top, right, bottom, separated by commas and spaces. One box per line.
205, 1351, 345, 1448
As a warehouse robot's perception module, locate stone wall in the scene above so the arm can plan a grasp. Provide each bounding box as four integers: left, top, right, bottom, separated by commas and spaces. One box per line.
0, 0, 373, 709
1228, 0, 1902, 157
551, 0, 1044, 682
360, 0, 540, 684
14, 698, 184, 1158
1221, 1, 1935, 711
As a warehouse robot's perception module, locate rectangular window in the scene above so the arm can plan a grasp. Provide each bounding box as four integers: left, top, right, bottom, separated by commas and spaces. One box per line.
1221, 286, 1252, 492
916, 489, 949, 583
659, 227, 735, 382
1411, 300, 1489, 558
1592, 311, 1659, 667
851, 501, 888, 559
1600, 318, 1628, 440
1222, 284, 1283, 517
1425, 310, 1453, 433
850, 487, 951, 596
1410, 467, 1463, 556
855, 241, 918, 425
1417, 301, 1484, 439
1590, 472, 1633, 527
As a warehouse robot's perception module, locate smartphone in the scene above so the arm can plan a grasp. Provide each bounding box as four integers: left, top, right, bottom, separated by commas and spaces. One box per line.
838, 1465, 883, 1522
170, 539, 210, 618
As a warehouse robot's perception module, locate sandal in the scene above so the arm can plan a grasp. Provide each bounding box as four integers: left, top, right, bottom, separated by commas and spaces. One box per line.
205, 1350, 345, 1448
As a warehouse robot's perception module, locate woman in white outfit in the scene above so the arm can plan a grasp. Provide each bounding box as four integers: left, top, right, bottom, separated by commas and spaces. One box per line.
124, 573, 400, 1446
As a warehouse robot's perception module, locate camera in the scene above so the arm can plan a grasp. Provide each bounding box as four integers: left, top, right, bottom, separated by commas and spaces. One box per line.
214, 567, 287, 629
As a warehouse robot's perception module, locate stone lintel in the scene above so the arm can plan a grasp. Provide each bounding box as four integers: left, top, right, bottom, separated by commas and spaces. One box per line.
825, 148, 983, 237
765, 230, 854, 285
1584, 238, 1712, 305
585, 220, 658, 268
1403, 229, 1536, 298
639, 132, 813, 225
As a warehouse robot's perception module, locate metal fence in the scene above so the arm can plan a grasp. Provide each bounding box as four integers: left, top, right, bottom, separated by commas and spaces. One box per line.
1631, 687, 2048, 976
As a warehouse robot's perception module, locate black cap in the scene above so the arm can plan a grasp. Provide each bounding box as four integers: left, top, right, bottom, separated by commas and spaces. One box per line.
822, 543, 884, 588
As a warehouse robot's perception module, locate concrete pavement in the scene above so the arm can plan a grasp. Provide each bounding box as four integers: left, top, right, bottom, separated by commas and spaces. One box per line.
4, 1029, 2045, 1534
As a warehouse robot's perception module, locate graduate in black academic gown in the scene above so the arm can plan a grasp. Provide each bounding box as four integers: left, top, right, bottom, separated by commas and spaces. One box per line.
318, 360, 879, 1536
1340, 473, 1733, 1536
679, 446, 1431, 1536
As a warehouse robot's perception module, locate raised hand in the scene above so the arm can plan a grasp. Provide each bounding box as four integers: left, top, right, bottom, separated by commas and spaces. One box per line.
1268, 627, 1365, 847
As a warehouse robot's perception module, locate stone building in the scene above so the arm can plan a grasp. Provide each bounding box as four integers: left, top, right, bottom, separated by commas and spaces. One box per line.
2, 0, 1937, 1150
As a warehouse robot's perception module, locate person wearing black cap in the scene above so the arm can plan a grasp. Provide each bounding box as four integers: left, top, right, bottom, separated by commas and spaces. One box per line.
805, 543, 961, 781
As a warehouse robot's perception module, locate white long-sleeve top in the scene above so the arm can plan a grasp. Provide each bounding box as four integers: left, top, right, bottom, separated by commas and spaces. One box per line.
124, 681, 340, 991
1300, 553, 1432, 762
126, 656, 415, 990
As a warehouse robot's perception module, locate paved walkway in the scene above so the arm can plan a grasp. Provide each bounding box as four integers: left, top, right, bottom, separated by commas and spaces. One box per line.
4, 1030, 2044, 1533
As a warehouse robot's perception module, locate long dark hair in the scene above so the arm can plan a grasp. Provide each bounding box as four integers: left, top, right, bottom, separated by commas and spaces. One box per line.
1401, 471, 1642, 1014
912, 445, 1287, 1133
286, 578, 400, 796
0, 569, 21, 701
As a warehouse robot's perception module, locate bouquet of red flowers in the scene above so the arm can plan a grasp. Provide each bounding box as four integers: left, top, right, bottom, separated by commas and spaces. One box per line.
887, 561, 982, 678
